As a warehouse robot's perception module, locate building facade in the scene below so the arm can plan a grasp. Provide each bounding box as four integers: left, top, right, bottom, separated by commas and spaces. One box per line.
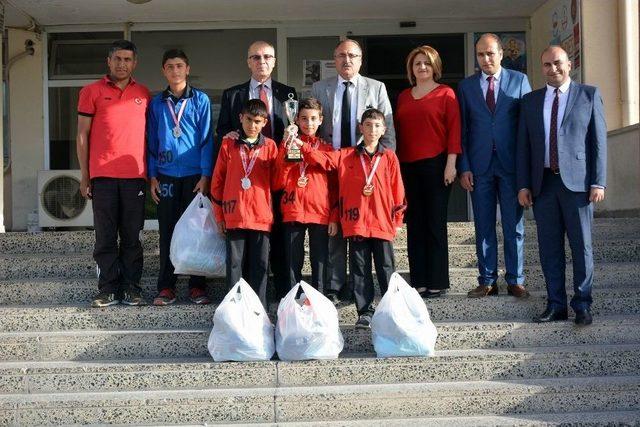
1, 0, 638, 231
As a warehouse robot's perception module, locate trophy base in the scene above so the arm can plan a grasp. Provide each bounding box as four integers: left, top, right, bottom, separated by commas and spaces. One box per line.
285, 148, 303, 162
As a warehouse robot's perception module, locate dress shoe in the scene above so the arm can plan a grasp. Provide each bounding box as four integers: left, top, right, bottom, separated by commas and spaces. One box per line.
533, 307, 568, 323
420, 289, 447, 299
467, 285, 498, 298
507, 284, 530, 298
574, 309, 593, 326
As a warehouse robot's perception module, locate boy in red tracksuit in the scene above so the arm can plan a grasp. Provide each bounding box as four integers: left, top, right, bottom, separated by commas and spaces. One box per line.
211, 99, 278, 308
295, 108, 405, 328
274, 98, 338, 294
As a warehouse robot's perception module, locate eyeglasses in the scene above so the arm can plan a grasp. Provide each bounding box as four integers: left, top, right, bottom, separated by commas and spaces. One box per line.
249, 54, 275, 61
335, 53, 361, 60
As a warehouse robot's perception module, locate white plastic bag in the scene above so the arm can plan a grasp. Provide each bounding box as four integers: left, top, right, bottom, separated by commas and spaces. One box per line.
275, 281, 344, 361
371, 272, 438, 358
208, 278, 275, 362
170, 193, 225, 277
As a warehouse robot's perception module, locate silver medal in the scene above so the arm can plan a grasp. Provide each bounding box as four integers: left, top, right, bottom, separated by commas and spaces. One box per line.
241, 177, 251, 190
172, 126, 182, 138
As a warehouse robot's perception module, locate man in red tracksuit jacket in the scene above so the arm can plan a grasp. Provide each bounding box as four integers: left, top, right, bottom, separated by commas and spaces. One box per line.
275, 98, 338, 295
296, 108, 405, 328
211, 99, 278, 308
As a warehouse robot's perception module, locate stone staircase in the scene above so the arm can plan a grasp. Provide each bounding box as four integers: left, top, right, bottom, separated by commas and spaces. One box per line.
1, 218, 639, 425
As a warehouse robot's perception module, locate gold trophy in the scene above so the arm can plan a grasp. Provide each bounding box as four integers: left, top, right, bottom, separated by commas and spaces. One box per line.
284, 93, 302, 162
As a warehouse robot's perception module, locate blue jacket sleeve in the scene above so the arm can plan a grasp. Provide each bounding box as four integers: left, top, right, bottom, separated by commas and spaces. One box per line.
516, 97, 531, 191
456, 83, 471, 173
146, 100, 160, 179
197, 92, 214, 177
521, 74, 532, 97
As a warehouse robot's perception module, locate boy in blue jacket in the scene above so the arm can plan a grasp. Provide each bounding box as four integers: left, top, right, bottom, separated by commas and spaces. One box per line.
147, 49, 213, 305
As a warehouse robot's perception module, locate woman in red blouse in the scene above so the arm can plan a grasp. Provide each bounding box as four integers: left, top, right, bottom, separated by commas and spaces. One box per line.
395, 45, 462, 298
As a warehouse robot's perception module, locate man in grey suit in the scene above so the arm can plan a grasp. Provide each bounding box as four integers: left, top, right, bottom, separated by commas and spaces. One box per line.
517, 46, 607, 326
311, 39, 395, 303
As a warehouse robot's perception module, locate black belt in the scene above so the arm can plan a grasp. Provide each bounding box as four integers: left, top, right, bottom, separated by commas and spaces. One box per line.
545, 167, 560, 175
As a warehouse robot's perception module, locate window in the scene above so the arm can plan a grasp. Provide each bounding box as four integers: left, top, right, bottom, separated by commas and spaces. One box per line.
48, 32, 123, 79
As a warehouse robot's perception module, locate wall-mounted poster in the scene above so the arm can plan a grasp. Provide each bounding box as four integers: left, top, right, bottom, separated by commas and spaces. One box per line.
551, 0, 581, 82
302, 59, 337, 87
473, 32, 527, 74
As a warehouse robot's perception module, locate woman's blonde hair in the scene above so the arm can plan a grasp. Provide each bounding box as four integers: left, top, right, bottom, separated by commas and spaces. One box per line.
405, 45, 443, 85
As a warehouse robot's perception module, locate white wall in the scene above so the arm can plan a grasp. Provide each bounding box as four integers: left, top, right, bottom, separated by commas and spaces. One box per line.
0, 30, 4, 232
597, 125, 640, 215
7, 29, 44, 231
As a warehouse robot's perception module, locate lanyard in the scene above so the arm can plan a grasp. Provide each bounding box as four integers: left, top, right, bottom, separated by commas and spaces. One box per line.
166, 98, 188, 134
299, 139, 320, 177
239, 144, 261, 178
360, 151, 382, 187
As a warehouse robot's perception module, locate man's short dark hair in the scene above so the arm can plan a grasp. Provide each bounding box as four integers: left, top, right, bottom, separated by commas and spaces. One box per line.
162, 49, 189, 67
475, 33, 503, 51
360, 108, 385, 123
298, 97, 323, 116
241, 99, 269, 119
109, 39, 137, 57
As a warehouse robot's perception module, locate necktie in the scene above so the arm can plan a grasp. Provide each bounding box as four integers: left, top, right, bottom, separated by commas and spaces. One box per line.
549, 88, 560, 172
486, 76, 496, 113
341, 81, 352, 148
259, 84, 273, 139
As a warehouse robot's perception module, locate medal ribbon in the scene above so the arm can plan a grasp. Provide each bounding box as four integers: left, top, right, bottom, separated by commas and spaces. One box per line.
166, 98, 189, 132
240, 144, 261, 180
359, 152, 382, 187
299, 139, 320, 178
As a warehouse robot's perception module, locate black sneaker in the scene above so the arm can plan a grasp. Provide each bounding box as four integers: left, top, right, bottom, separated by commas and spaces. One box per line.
355, 313, 372, 329
91, 292, 120, 308
122, 287, 147, 306
325, 292, 340, 305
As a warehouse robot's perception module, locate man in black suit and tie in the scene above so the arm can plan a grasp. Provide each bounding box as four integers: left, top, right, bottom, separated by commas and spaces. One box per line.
215, 40, 297, 300
517, 46, 607, 326
310, 39, 395, 304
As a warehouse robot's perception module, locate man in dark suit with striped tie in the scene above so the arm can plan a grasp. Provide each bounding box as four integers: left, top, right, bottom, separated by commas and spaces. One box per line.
517, 46, 607, 326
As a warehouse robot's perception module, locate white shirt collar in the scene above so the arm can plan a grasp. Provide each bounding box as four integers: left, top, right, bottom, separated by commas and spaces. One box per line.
481, 67, 502, 82
338, 74, 359, 87
250, 77, 272, 91
546, 78, 571, 94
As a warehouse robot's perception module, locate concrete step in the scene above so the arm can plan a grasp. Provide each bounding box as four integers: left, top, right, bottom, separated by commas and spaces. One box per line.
2, 239, 639, 280
0, 287, 638, 332
0, 343, 637, 394
270, 410, 640, 426
1, 376, 639, 424
1, 262, 638, 305
2, 218, 638, 254
1, 315, 639, 362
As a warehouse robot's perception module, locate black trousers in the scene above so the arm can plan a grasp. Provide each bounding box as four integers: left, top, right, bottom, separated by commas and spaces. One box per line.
91, 178, 146, 294
401, 153, 451, 290
350, 237, 395, 315
283, 222, 329, 291
156, 173, 205, 293
325, 228, 354, 299
226, 229, 270, 308
270, 190, 289, 299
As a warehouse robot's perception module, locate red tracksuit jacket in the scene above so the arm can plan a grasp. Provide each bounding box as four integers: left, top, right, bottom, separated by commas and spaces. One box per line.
274, 135, 338, 225
211, 135, 278, 232
301, 142, 405, 241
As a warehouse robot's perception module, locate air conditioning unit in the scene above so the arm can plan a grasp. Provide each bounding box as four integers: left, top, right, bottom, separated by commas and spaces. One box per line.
38, 170, 93, 228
